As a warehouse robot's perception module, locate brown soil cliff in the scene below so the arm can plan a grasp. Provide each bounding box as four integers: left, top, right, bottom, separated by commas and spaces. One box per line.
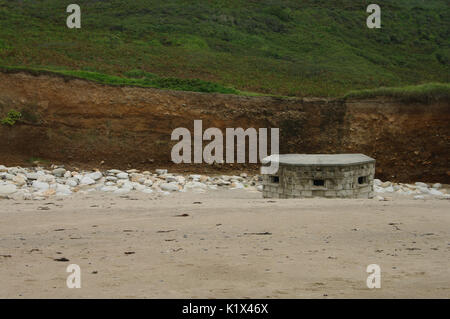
0, 72, 449, 182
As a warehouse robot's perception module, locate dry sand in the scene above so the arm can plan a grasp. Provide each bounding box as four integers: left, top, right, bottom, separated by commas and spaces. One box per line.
0, 189, 449, 298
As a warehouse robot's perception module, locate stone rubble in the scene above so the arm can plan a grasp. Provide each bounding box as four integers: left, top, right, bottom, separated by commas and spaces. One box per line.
373, 179, 449, 200
0, 164, 448, 201
0, 165, 262, 200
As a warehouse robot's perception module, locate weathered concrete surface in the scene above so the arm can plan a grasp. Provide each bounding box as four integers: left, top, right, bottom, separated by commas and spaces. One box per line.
262, 155, 375, 199
262, 154, 375, 166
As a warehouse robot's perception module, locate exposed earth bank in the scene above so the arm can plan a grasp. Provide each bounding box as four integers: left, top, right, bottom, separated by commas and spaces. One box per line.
0, 71, 449, 183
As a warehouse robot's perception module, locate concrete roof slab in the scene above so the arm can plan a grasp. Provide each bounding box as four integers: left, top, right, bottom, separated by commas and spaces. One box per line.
262, 154, 375, 166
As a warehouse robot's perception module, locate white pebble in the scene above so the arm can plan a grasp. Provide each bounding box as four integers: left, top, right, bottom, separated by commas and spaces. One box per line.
116, 172, 129, 179
32, 181, 49, 191
0, 183, 17, 195
160, 182, 180, 192
80, 177, 95, 185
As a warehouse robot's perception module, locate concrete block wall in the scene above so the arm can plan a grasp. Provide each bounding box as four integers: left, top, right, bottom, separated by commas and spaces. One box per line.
262, 163, 375, 199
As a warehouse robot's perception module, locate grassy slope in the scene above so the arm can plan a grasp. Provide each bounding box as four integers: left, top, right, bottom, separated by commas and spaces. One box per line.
0, 0, 449, 97
0, 65, 240, 94
344, 82, 450, 102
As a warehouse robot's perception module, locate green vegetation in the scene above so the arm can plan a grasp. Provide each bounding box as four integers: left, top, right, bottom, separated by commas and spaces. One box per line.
1, 110, 22, 126
0, 65, 239, 94
0, 1, 448, 96
5, 65, 447, 102
344, 82, 450, 103
26, 157, 49, 165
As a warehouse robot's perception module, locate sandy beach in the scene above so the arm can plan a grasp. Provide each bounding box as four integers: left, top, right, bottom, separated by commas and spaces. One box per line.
1, 189, 449, 298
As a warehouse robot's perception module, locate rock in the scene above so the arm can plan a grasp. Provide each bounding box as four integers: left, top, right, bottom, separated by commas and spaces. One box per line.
383, 186, 394, 193
38, 174, 55, 183
214, 179, 230, 186
184, 182, 207, 190
230, 182, 244, 189
43, 189, 56, 196
441, 194, 450, 200
64, 171, 72, 178
133, 184, 146, 191
414, 195, 426, 200
80, 177, 95, 185
429, 188, 443, 196
257, 185, 263, 192
116, 172, 129, 179
0, 184, 17, 195
376, 195, 386, 201
107, 169, 123, 174
177, 176, 186, 184
52, 168, 66, 177
415, 182, 428, 188
26, 172, 41, 180
66, 179, 78, 187
56, 184, 72, 196
381, 181, 391, 188
87, 171, 103, 181
0, 165, 8, 172
8, 167, 23, 175
160, 182, 180, 192
13, 175, 27, 186
144, 179, 153, 187
1, 173, 14, 180
164, 175, 177, 183
141, 188, 153, 194
32, 181, 49, 190
117, 180, 133, 189
106, 176, 117, 182
13, 190, 32, 201
130, 173, 144, 183
101, 186, 119, 192
155, 169, 168, 175
432, 183, 442, 189
240, 173, 248, 178
417, 186, 430, 194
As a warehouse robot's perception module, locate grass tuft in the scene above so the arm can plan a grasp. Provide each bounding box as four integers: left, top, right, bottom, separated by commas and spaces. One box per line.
344, 83, 450, 103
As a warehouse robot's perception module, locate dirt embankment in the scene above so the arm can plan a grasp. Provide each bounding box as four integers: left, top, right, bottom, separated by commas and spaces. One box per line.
0, 71, 449, 182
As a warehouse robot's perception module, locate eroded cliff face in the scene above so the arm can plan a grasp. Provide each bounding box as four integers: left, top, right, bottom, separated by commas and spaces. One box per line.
0, 71, 449, 182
